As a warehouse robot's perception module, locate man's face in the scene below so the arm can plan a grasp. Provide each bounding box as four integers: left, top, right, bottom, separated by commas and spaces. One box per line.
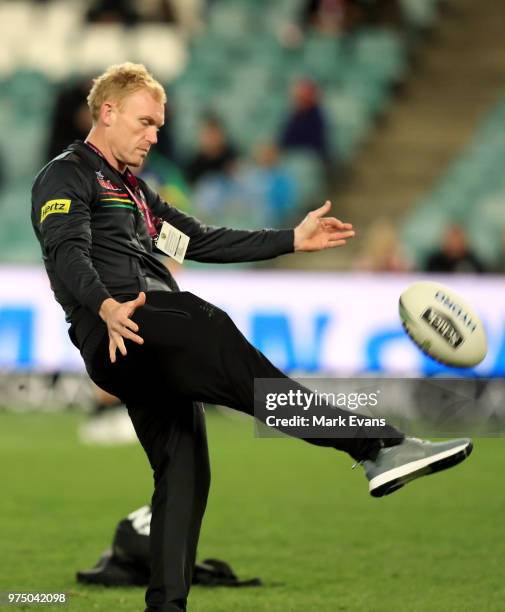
106, 89, 164, 168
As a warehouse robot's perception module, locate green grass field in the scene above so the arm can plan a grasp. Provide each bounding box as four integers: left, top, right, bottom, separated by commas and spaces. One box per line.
1, 409, 504, 612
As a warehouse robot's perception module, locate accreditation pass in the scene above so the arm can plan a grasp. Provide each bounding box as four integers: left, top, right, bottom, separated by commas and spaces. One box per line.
155, 222, 189, 264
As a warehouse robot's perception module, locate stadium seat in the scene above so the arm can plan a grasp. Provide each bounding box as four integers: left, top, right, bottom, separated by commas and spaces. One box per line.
132, 25, 188, 81
21, 32, 71, 81
77, 25, 135, 75
352, 29, 407, 83
301, 35, 346, 84
207, 1, 253, 41
0, 1, 32, 43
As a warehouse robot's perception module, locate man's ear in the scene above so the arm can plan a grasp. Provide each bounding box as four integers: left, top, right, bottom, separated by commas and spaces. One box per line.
100, 101, 115, 127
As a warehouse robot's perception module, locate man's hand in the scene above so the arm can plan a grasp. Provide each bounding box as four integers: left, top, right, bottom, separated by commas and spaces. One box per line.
293, 200, 355, 252
99, 292, 146, 363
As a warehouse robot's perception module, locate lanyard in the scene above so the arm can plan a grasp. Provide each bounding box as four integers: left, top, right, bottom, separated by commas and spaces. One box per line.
85, 141, 160, 238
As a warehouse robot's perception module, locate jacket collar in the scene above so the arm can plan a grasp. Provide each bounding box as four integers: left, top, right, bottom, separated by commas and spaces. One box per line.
66, 140, 105, 171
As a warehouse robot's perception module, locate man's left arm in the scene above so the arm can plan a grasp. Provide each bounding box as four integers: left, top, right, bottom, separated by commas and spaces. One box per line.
144, 185, 354, 261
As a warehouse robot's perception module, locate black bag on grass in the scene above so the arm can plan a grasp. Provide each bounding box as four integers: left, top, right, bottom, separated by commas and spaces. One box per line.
76, 505, 261, 588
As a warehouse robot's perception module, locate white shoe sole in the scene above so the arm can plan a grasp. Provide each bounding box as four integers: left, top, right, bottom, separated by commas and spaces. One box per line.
369, 440, 473, 497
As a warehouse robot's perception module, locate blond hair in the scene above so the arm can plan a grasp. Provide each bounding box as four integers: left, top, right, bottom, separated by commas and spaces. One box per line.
87, 62, 166, 123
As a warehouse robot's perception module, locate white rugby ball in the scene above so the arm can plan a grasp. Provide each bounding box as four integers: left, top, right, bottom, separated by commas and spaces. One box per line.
399, 281, 487, 368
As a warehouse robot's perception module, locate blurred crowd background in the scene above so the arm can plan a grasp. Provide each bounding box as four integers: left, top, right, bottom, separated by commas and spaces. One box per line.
0, 0, 504, 273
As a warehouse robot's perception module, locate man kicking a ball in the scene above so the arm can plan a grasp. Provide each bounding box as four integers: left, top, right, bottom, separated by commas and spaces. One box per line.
32, 63, 472, 612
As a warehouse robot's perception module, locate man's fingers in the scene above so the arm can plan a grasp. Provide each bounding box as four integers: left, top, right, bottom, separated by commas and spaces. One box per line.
109, 330, 127, 357
313, 200, 332, 219
104, 292, 146, 364
124, 318, 139, 333
117, 317, 143, 343
327, 239, 347, 247
108, 326, 143, 363
321, 218, 353, 230
328, 230, 355, 240
127, 291, 146, 313
109, 338, 117, 364
121, 328, 144, 345
112, 320, 143, 343
115, 334, 127, 357
122, 292, 145, 332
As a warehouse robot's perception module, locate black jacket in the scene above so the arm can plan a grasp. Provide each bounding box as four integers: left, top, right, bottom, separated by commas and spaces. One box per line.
31, 142, 294, 326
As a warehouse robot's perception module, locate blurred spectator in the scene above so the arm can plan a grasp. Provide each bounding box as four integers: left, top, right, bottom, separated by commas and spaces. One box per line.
280, 0, 345, 48
192, 172, 257, 229
241, 143, 297, 226
354, 218, 410, 272
279, 79, 331, 166
350, 0, 406, 32
281, 0, 406, 47
185, 115, 238, 185
141, 150, 192, 215
170, 0, 204, 35
46, 79, 92, 161
135, 0, 178, 24
424, 224, 486, 273
302, 0, 346, 36
192, 143, 298, 229
86, 0, 139, 25
86, 0, 194, 26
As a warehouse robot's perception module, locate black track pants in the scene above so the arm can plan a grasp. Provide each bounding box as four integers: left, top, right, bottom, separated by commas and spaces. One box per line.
78, 291, 403, 611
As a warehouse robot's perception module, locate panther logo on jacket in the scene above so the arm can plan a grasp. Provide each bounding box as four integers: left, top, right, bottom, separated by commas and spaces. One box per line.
95, 170, 121, 192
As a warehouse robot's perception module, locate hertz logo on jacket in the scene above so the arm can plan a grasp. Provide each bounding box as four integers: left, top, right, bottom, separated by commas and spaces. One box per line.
41, 199, 71, 223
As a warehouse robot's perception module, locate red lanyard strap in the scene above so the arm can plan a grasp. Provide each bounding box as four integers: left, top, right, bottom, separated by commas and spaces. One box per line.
122, 168, 159, 238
